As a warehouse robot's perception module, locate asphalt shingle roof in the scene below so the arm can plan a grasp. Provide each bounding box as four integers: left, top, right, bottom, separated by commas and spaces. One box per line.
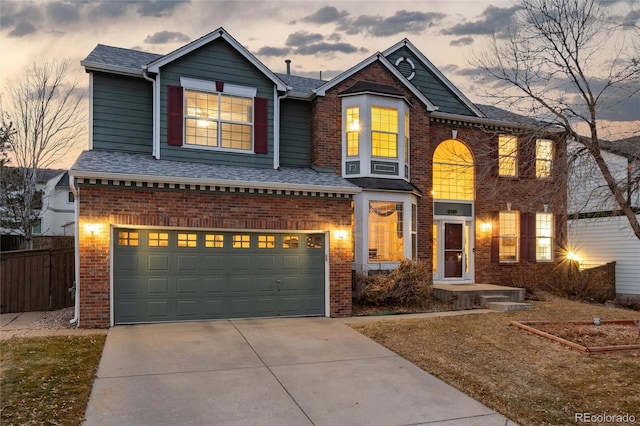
70, 150, 359, 193
82, 44, 162, 73
274, 73, 326, 97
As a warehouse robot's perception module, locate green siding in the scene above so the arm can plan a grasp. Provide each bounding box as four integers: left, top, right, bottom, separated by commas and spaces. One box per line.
92, 73, 153, 153
159, 39, 275, 168
280, 99, 312, 167
386, 47, 475, 116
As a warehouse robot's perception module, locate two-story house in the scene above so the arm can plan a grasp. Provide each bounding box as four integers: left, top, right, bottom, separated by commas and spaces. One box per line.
71, 28, 566, 327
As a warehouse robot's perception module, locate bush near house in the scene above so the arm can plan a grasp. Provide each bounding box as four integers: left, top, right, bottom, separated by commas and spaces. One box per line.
354, 260, 433, 309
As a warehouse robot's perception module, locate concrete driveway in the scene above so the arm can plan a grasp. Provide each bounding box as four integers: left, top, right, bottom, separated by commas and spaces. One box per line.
84, 317, 515, 426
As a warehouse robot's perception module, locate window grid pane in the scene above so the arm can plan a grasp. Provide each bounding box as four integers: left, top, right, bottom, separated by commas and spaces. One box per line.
258, 235, 275, 249
499, 211, 519, 262
432, 140, 474, 201
536, 139, 553, 178
184, 90, 252, 151
536, 213, 553, 261
205, 234, 224, 248
346, 107, 359, 157
498, 135, 517, 177
178, 233, 197, 248
149, 232, 169, 247
118, 231, 139, 246
232, 235, 251, 249
283, 236, 299, 249
368, 201, 404, 262
371, 106, 398, 159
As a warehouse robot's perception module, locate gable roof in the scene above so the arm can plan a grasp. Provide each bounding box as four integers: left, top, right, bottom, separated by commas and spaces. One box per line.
314, 53, 437, 112
145, 27, 287, 91
275, 73, 326, 99
383, 39, 485, 117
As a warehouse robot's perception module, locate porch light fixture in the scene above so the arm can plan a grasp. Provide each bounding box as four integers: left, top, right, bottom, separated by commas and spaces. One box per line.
84, 223, 102, 237
480, 222, 492, 233
566, 251, 581, 262
334, 230, 348, 241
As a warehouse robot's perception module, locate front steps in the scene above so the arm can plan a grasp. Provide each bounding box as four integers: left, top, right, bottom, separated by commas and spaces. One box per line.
433, 283, 532, 311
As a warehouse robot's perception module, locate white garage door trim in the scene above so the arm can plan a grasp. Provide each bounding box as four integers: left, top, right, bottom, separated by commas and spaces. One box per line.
109, 225, 331, 326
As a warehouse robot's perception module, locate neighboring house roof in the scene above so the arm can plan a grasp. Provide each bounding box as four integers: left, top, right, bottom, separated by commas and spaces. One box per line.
70, 151, 360, 194
600, 136, 640, 160
54, 172, 70, 188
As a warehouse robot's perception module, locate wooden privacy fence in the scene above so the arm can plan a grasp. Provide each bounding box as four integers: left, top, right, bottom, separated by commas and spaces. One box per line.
0, 248, 75, 313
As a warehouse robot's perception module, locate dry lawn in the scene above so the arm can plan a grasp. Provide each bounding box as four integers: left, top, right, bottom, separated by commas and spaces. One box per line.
352, 298, 640, 426
0, 335, 106, 425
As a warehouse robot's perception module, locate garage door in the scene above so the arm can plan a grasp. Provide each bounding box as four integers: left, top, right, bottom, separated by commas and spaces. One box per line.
113, 228, 325, 324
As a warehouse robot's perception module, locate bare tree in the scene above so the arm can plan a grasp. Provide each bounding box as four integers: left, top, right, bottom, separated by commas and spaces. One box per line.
0, 59, 85, 246
471, 0, 640, 239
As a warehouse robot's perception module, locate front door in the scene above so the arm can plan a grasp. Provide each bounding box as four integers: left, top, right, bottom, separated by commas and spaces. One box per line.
443, 222, 464, 278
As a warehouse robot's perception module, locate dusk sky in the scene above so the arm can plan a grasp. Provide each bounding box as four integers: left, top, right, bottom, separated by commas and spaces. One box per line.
1, 0, 638, 168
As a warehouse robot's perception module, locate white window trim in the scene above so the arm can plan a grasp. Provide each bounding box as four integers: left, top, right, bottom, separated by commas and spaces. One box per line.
341, 94, 410, 180
180, 77, 257, 153
180, 77, 257, 98
353, 191, 417, 272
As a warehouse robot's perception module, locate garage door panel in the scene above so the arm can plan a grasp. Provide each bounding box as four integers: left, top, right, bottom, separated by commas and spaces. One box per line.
205, 277, 226, 294
205, 255, 225, 271
176, 300, 197, 317
148, 255, 169, 271
116, 255, 139, 270
147, 278, 169, 294
147, 301, 169, 318
176, 277, 198, 294
114, 229, 325, 324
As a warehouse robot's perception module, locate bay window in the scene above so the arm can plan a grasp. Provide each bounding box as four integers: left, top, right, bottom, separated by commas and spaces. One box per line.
368, 201, 404, 261
371, 106, 398, 158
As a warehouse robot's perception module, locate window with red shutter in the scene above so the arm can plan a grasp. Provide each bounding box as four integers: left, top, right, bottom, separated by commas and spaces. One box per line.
167, 85, 184, 146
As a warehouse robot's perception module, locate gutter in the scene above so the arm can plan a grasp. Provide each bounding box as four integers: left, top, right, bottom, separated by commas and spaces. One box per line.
68, 173, 80, 325
273, 86, 291, 170
142, 66, 160, 159
430, 110, 565, 132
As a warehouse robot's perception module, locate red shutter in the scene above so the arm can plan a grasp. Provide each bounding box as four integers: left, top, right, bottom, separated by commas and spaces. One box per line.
254, 97, 268, 154
167, 85, 183, 146
520, 213, 536, 262
520, 139, 535, 178
490, 211, 500, 263
554, 213, 564, 260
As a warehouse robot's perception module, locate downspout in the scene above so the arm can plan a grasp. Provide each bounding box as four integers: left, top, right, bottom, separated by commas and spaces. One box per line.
274, 86, 291, 170
69, 173, 80, 325
142, 66, 159, 159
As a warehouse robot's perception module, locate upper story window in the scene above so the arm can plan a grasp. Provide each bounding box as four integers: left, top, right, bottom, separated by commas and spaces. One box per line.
371, 106, 398, 158
432, 140, 474, 201
168, 77, 267, 154
498, 135, 517, 177
184, 90, 253, 150
341, 93, 409, 180
536, 139, 553, 179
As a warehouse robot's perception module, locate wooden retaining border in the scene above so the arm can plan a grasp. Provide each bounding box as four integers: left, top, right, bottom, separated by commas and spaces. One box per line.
510, 320, 640, 354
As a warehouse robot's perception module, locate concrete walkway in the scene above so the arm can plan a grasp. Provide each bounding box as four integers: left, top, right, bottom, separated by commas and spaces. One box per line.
84, 316, 515, 426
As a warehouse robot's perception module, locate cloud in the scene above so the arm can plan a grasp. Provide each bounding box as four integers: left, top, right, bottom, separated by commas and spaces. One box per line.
622, 9, 640, 27
294, 42, 366, 55
255, 46, 293, 57
89, 1, 131, 19
450, 37, 474, 46
144, 31, 191, 44
286, 31, 324, 47
136, 0, 190, 17
337, 10, 446, 37
45, 1, 80, 25
302, 6, 349, 24
9, 21, 37, 37
441, 5, 520, 38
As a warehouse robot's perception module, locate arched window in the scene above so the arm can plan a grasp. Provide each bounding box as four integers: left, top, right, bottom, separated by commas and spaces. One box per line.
432, 139, 474, 201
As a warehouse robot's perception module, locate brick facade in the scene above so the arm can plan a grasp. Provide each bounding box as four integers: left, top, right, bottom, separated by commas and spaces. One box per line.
77, 185, 353, 328
310, 60, 567, 285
